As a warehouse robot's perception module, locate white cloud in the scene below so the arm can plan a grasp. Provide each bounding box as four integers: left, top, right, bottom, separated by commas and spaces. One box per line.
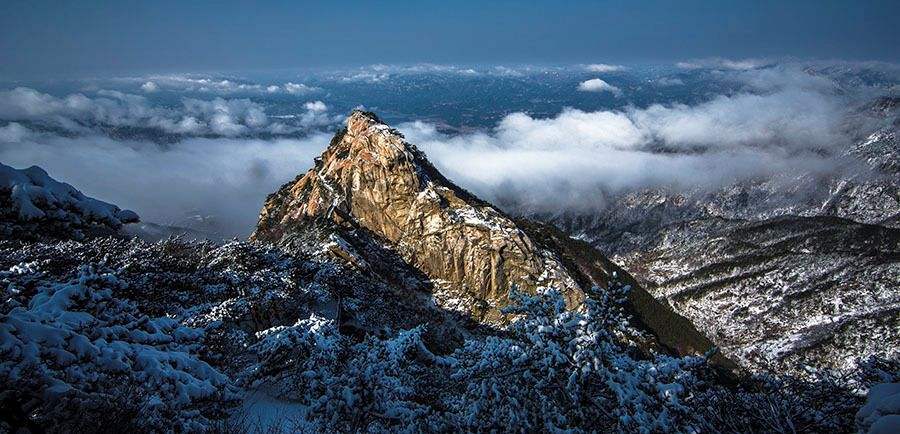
0, 122, 32, 142
731, 65, 837, 93
676, 58, 766, 70
396, 79, 854, 213
296, 101, 340, 128
0, 87, 340, 138
0, 132, 333, 237
630, 89, 843, 149
303, 101, 327, 112
495, 110, 643, 150
403, 64, 474, 74
585, 63, 625, 73
0, 87, 65, 117
120, 75, 318, 96
283, 82, 315, 94
330, 64, 491, 83
339, 71, 391, 83
655, 77, 684, 86
577, 78, 622, 96
180, 98, 267, 136
144, 75, 267, 93
492, 66, 525, 77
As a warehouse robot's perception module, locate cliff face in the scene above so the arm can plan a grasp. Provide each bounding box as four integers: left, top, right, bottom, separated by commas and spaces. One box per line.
253, 111, 584, 322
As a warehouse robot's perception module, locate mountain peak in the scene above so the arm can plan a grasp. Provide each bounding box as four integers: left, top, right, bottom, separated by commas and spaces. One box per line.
346, 109, 389, 134
252, 111, 586, 321
250, 110, 728, 369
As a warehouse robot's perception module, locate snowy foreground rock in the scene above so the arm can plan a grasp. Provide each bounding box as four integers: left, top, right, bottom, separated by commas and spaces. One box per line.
1, 112, 898, 432
3, 237, 895, 433
0, 162, 138, 240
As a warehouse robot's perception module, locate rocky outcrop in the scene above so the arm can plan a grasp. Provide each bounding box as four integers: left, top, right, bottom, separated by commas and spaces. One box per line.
253, 111, 583, 322
252, 110, 729, 368
0, 163, 139, 240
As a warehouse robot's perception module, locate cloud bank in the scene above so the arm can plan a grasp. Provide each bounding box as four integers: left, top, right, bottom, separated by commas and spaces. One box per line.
676, 58, 768, 71
585, 64, 626, 73
124, 75, 319, 95
0, 87, 344, 237
654, 77, 684, 87
400, 75, 858, 213
0, 87, 341, 138
0, 130, 332, 237
0, 62, 887, 235
577, 79, 622, 96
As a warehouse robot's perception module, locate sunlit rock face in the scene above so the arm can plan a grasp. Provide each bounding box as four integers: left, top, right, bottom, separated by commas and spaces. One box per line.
253, 110, 584, 322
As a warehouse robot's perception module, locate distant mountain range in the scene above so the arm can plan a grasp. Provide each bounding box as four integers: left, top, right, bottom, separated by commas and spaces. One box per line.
541, 97, 900, 374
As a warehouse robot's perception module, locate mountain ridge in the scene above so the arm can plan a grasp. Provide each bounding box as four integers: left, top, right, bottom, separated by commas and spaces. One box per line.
541, 106, 900, 374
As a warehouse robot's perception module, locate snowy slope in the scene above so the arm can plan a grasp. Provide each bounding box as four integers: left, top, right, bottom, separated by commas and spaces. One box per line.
542, 98, 900, 376
0, 162, 138, 239
4, 236, 892, 432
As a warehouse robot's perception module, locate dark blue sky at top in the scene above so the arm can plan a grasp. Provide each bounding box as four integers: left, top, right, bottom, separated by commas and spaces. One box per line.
1, 0, 898, 78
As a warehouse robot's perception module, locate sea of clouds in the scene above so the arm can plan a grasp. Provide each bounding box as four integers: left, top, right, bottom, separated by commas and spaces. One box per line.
0, 87, 338, 137
0, 83, 340, 235
0, 60, 893, 236
402, 64, 883, 212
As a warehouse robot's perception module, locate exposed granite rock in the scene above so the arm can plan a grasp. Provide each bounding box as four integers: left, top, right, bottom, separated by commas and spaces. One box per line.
252, 110, 732, 371
253, 111, 583, 322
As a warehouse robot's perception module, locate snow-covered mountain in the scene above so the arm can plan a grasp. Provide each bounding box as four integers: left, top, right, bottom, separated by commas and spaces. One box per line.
543, 97, 900, 376
1, 112, 897, 433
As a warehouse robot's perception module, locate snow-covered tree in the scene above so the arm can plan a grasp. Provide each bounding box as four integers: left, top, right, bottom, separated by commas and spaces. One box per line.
0, 266, 236, 432
3, 237, 896, 432
445, 284, 710, 432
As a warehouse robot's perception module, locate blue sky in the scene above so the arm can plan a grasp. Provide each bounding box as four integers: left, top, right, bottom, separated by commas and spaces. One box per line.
1, 0, 898, 77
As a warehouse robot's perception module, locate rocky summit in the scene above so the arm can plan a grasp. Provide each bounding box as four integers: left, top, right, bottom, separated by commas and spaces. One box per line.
253, 111, 583, 322
252, 110, 722, 359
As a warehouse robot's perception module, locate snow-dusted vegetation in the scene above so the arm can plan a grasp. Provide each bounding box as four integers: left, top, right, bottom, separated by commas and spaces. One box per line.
2, 237, 896, 432
1, 266, 235, 431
